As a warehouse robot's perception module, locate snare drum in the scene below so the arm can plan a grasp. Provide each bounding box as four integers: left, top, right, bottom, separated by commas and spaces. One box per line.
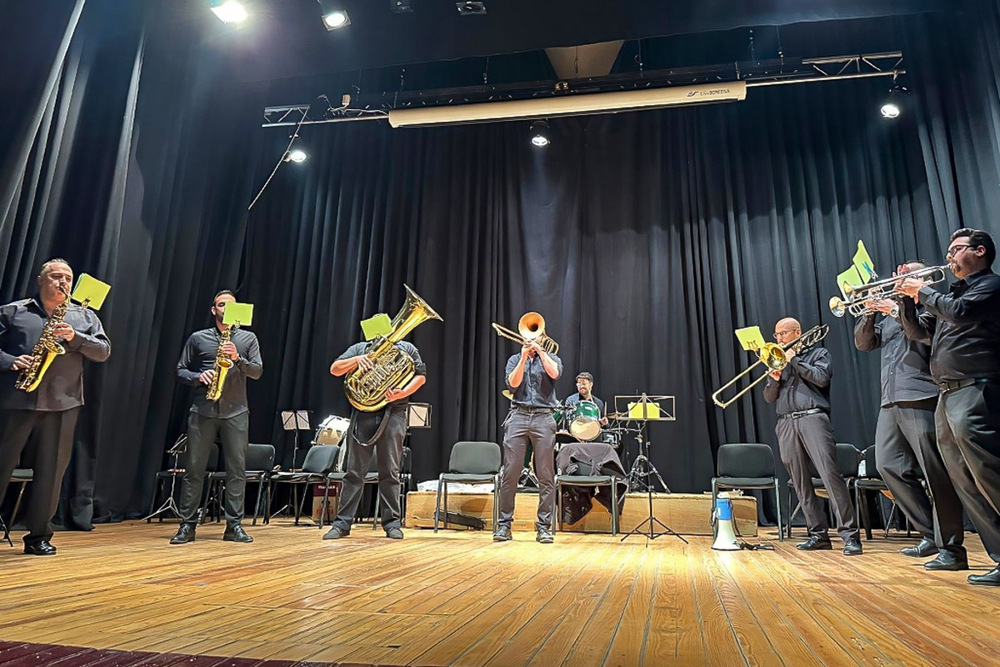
314, 415, 351, 446
568, 400, 602, 442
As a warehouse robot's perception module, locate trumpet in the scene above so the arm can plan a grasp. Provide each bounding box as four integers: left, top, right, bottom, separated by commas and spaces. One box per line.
829, 265, 949, 318
492, 312, 559, 355
711, 324, 829, 409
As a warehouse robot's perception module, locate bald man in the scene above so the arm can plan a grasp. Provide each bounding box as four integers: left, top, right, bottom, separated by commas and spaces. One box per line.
763, 317, 861, 556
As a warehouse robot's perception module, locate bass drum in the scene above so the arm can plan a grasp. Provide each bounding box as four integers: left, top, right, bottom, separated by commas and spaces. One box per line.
568, 400, 602, 442
314, 415, 351, 446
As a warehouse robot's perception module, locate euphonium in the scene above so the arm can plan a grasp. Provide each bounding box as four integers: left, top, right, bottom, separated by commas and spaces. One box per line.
344, 285, 443, 412
15, 286, 70, 393
206, 325, 235, 402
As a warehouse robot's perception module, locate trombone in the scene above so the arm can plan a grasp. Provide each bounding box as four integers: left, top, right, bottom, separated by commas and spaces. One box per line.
829, 265, 949, 318
492, 311, 559, 355
711, 324, 829, 409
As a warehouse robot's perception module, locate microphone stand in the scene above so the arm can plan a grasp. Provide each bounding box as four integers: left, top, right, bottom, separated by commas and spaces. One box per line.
144, 435, 188, 523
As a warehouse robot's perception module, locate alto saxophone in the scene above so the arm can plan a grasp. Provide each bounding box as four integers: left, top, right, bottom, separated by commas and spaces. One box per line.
206, 325, 235, 402
16, 286, 70, 393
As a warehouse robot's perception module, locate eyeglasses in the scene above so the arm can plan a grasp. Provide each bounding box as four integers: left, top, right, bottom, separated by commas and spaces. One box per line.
946, 243, 976, 259
773, 330, 797, 340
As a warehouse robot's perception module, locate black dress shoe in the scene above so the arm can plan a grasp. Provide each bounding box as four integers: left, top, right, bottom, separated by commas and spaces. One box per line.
322, 526, 350, 540
169, 524, 196, 545
968, 565, 1000, 586
843, 538, 863, 556
385, 527, 404, 539
924, 550, 969, 571
23, 540, 57, 556
493, 525, 512, 542
536, 526, 554, 544
901, 538, 938, 558
796, 536, 833, 551
223, 524, 253, 543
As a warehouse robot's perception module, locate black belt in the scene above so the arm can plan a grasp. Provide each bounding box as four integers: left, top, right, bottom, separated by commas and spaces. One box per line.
513, 405, 555, 415
783, 408, 825, 419
938, 378, 990, 394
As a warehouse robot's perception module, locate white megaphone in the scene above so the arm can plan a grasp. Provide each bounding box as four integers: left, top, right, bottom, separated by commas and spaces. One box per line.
712, 497, 741, 551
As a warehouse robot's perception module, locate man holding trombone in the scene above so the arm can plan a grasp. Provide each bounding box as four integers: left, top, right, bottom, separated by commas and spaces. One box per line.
897, 228, 1000, 585
763, 317, 862, 555
855, 262, 966, 566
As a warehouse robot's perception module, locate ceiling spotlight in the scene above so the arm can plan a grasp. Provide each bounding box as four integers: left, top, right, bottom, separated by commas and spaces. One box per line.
456, 1, 486, 16
285, 148, 308, 163
880, 82, 907, 119
529, 119, 550, 147
318, 1, 351, 30
209, 0, 247, 24
391, 0, 414, 13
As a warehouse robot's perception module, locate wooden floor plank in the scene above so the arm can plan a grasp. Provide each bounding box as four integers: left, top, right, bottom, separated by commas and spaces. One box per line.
1, 521, 997, 667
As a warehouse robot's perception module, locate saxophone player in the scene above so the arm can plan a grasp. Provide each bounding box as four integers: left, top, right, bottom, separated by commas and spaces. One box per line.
0, 259, 110, 555
170, 290, 262, 545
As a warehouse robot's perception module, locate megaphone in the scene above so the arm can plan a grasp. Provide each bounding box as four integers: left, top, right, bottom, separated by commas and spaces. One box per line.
712, 497, 741, 551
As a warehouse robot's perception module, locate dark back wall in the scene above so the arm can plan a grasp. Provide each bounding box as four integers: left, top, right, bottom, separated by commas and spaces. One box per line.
1, 0, 999, 522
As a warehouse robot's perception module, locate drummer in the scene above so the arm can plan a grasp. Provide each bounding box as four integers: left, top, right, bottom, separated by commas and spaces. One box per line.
563, 372, 609, 427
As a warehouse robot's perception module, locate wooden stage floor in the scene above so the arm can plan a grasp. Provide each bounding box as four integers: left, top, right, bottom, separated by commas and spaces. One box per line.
0, 520, 997, 666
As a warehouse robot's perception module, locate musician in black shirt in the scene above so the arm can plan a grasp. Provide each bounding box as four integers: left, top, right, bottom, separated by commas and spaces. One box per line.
170, 291, 263, 546
763, 317, 861, 555
0, 259, 110, 555
856, 264, 965, 564
898, 228, 1000, 584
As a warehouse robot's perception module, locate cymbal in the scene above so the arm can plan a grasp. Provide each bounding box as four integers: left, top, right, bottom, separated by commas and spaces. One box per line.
606, 412, 628, 420
502, 390, 514, 401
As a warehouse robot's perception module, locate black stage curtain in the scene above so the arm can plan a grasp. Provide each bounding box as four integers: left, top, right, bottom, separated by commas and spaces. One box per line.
1, 0, 1000, 523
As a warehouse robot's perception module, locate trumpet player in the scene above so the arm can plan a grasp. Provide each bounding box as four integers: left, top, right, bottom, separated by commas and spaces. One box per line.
898, 229, 1000, 585
855, 262, 965, 564
0, 259, 110, 555
763, 317, 862, 555
170, 290, 262, 545
495, 326, 562, 544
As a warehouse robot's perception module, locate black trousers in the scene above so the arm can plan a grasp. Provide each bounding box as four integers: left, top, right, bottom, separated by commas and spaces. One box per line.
333, 405, 407, 532
0, 407, 81, 544
777, 412, 858, 542
875, 400, 965, 554
935, 381, 1000, 563
177, 411, 249, 527
499, 410, 556, 530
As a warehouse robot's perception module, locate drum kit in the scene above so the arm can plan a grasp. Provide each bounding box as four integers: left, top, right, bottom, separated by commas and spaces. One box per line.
553, 400, 630, 448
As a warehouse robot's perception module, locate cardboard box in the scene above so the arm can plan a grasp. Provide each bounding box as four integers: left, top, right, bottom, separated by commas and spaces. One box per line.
312, 482, 340, 523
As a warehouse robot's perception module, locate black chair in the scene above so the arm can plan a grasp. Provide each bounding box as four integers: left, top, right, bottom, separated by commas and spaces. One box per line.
712, 443, 783, 541
202, 444, 275, 526
787, 442, 860, 538
555, 474, 620, 535
266, 444, 340, 527
1, 468, 32, 546
434, 441, 501, 532
854, 444, 911, 540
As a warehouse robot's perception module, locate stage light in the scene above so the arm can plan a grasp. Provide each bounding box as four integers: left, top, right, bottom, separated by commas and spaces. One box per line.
880, 82, 907, 119
391, 0, 414, 13
529, 119, 550, 147
285, 148, 308, 163
456, 1, 486, 16
209, 0, 247, 23
319, 1, 351, 30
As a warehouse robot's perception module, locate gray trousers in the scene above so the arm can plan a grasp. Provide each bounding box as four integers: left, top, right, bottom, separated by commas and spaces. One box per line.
935, 381, 1000, 563
178, 411, 249, 527
499, 410, 556, 530
778, 412, 858, 542
333, 405, 407, 532
0, 407, 80, 544
875, 400, 964, 554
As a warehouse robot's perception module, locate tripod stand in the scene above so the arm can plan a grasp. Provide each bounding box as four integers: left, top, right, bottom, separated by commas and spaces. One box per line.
144, 435, 188, 523
615, 393, 687, 544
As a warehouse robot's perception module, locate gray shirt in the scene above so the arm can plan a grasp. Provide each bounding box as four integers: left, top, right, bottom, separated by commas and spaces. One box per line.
854, 312, 937, 406
899, 268, 1000, 383
0, 296, 111, 412
762, 346, 832, 416
177, 327, 263, 419
506, 352, 563, 409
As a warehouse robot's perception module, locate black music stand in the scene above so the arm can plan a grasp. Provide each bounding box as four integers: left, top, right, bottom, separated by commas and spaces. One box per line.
271, 410, 311, 519
615, 393, 687, 544
144, 434, 188, 522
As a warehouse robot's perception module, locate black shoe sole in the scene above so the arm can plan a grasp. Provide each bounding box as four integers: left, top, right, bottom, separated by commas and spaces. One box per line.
925, 562, 969, 571
223, 536, 253, 543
